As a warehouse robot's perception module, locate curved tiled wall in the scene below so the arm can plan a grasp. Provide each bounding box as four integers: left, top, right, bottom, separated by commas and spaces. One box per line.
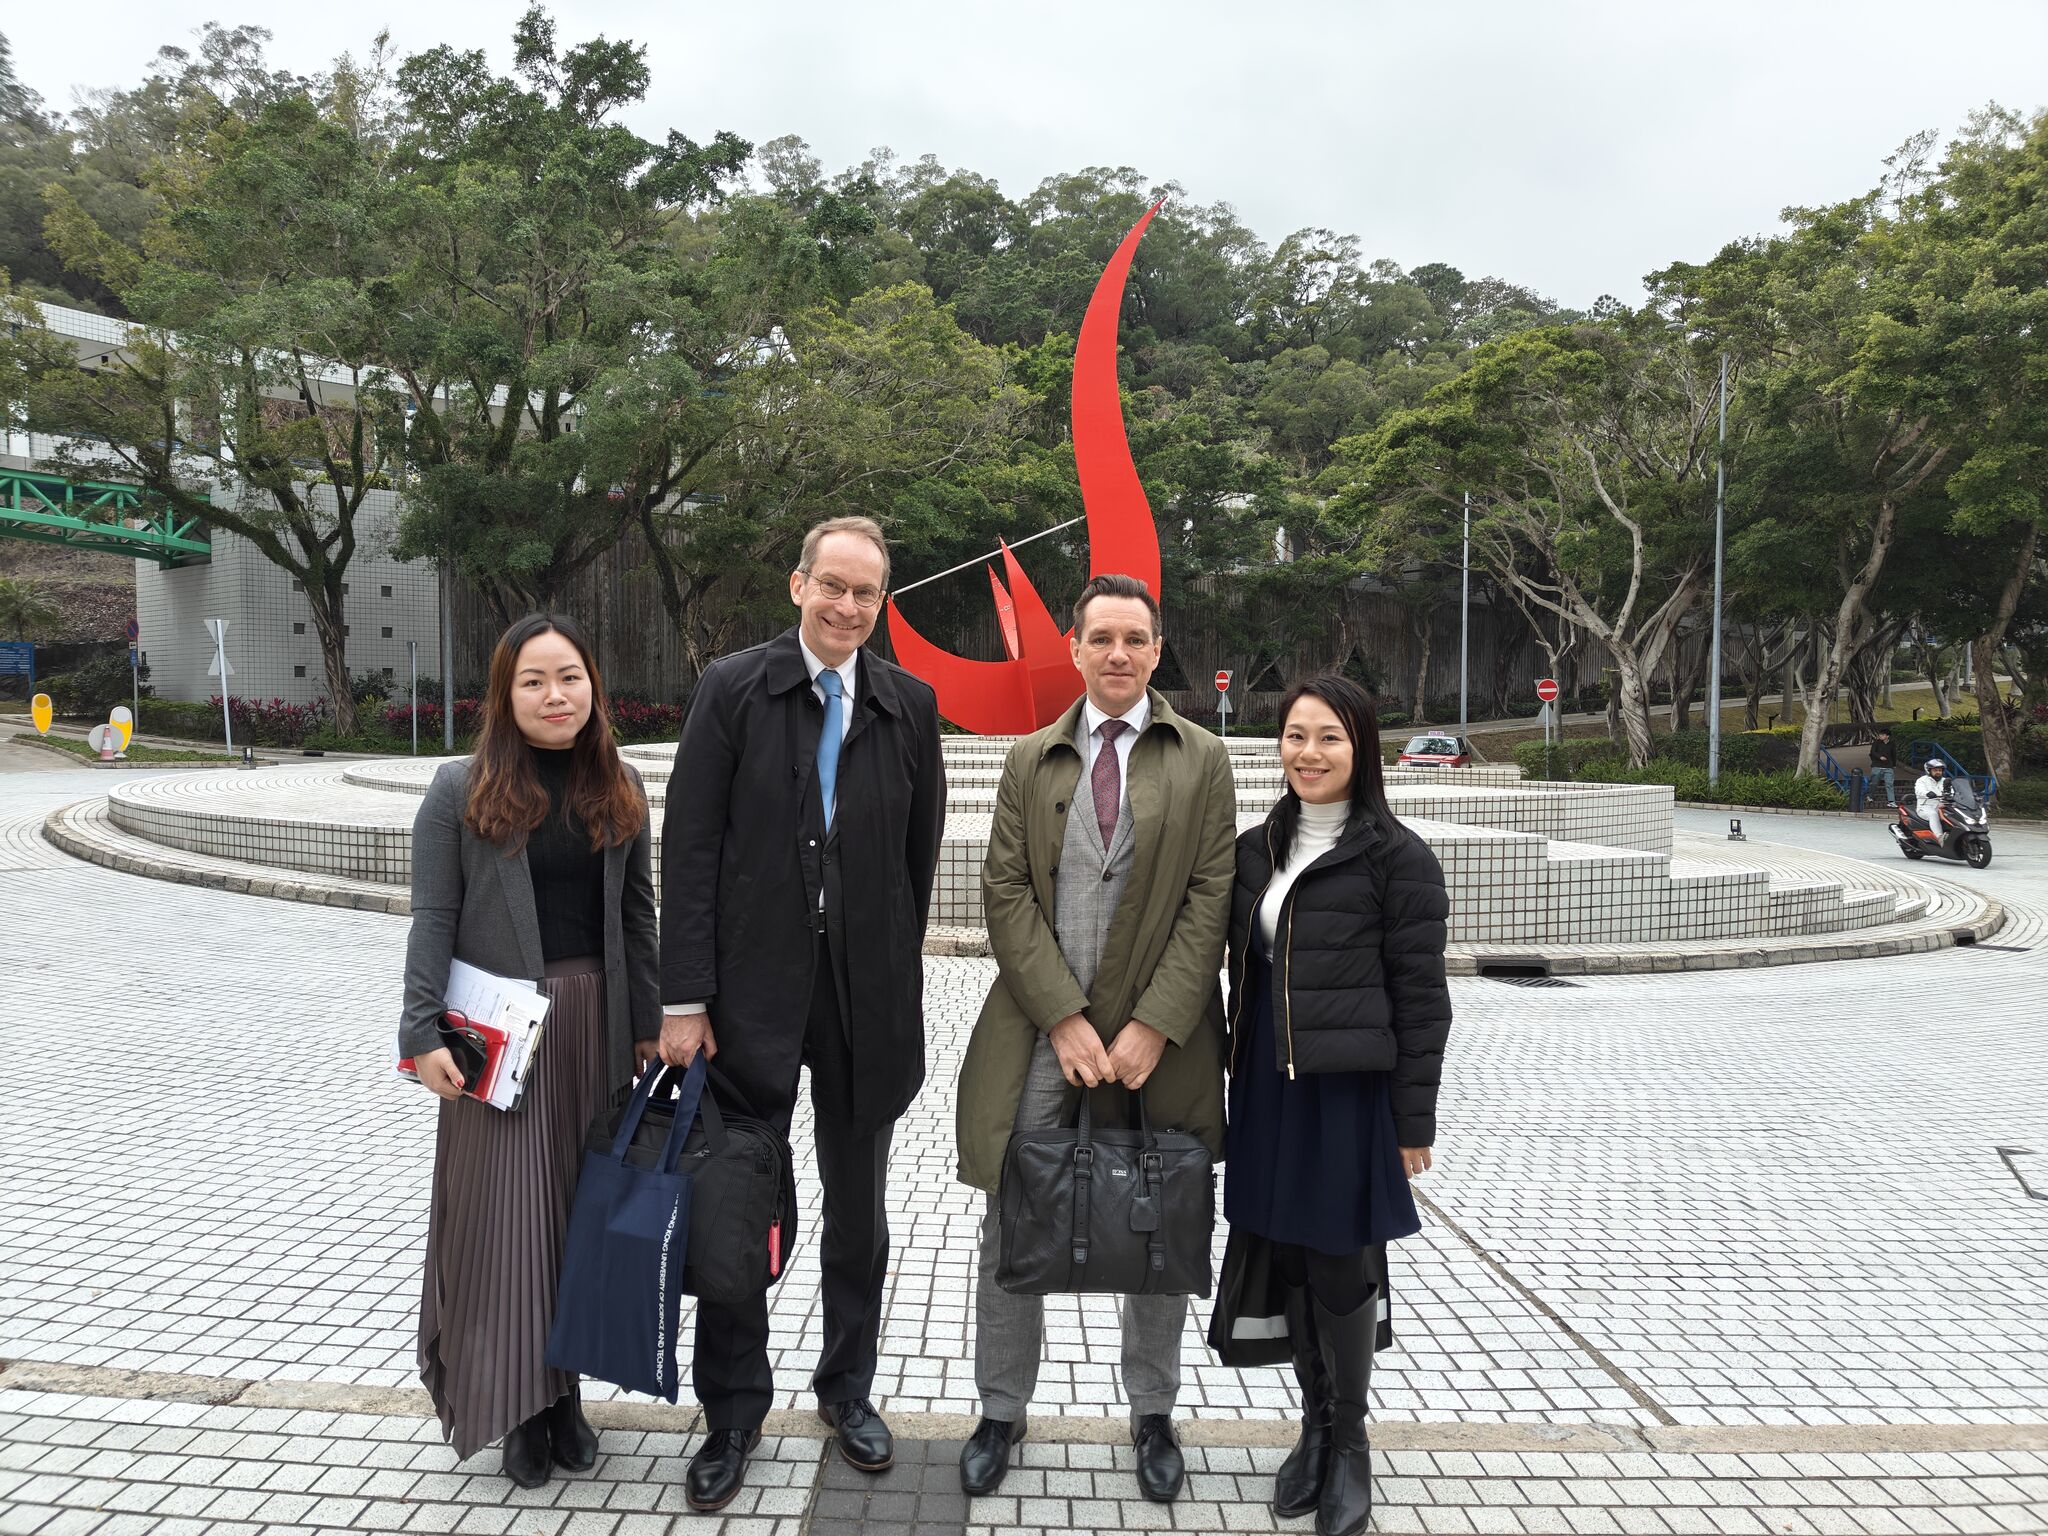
114, 743, 1911, 948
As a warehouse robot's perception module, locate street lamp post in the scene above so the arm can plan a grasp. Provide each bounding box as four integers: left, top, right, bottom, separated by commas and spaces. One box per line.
1707, 352, 1729, 787
1459, 490, 1470, 737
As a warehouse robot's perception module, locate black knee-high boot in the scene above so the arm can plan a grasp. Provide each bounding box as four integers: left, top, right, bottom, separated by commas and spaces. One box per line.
1272, 1284, 1332, 1517
1310, 1291, 1377, 1536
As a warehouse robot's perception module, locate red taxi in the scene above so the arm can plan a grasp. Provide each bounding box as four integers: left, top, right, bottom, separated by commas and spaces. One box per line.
1396, 733, 1475, 768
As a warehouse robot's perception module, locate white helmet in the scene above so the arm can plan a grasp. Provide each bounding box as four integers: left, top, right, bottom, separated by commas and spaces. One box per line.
1927, 758, 1946, 772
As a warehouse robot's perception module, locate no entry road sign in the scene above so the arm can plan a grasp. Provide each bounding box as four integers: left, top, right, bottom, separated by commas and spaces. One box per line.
1215, 671, 1232, 692
1536, 678, 1560, 703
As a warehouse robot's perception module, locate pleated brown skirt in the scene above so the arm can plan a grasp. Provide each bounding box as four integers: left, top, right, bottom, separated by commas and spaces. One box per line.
418, 957, 609, 1458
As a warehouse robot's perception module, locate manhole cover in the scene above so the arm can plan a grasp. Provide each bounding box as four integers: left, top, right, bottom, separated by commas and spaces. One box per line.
1486, 975, 1581, 988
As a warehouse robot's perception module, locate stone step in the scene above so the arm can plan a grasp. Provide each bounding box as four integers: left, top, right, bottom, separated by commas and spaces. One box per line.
84, 763, 1924, 950
42, 794, 1998, 975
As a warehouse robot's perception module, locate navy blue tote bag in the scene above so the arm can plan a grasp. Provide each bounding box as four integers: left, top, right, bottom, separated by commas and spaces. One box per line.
544, 1059, 706, 1401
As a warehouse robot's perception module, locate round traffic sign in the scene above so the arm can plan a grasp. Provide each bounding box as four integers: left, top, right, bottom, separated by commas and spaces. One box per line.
1215, 671, 1232, 692
126, 616, 139, 643
1536, 678, 1560, 703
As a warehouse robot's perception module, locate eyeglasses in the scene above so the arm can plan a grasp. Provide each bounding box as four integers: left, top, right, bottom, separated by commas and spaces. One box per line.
803, 574, 886, 609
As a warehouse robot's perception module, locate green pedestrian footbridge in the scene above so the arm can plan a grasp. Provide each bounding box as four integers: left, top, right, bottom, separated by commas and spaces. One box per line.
0, 468, 209, 566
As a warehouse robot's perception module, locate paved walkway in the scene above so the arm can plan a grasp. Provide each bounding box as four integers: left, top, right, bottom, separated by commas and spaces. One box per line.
4, 764, 2047, 1535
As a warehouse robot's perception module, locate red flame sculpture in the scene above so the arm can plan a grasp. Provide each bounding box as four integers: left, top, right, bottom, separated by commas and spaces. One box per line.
886, 203, 1164, 733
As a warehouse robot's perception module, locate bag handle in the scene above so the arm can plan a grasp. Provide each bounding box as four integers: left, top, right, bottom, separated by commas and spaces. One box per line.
652, 1057, 730, 1152
661, 1056, 710, 1174
616, 1057, 711, 1175
1129, 1083, 1157, 1145
1071, 1087, 1095, 1269
609, 1061, 666, 1154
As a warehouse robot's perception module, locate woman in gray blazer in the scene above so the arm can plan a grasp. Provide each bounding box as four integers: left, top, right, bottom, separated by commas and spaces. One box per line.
401, 613, 662, 1487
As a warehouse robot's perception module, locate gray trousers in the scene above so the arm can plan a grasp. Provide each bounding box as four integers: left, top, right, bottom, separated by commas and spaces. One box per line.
975, 1034, 1187, 1423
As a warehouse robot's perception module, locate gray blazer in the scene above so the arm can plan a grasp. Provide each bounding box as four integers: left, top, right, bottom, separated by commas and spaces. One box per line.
400, 758, 662, 1095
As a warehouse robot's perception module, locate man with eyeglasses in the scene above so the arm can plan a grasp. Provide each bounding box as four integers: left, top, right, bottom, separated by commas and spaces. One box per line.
658, 515, 946, 1510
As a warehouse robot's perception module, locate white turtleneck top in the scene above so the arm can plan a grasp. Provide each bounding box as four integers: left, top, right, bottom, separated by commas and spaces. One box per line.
1257, 798, 1351, 951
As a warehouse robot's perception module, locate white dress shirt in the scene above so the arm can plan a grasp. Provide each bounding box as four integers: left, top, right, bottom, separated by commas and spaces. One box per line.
666, 640, 860, 1020
799, 636, 859, 741
1077, 693, 1150, 783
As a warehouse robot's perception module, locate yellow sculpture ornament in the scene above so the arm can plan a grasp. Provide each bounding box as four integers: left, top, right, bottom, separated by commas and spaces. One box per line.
31, 693, 52, 734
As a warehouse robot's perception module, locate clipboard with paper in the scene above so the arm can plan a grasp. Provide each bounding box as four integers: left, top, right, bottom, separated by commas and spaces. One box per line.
444, 959, 550, 1108
395, 959, 551, 1110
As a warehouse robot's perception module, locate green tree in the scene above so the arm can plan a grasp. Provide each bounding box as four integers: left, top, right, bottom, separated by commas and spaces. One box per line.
638, 282, 1038, 680
1679, 143, 1975, 775
383, 8, 749, 620
30, 62, 404, 734
1334, 318, 1724, 766
0, 573, 60, 639
1900, 109, 2048, 781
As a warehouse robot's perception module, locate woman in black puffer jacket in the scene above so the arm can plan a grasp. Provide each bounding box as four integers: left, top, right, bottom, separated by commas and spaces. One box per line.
1223, 673, 1451, 1536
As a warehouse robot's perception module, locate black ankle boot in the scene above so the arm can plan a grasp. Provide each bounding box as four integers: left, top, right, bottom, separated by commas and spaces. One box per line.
545, 1384, 599, 1472
1310, 1292, 1377, 1536
501, 1412, 552, 1490
1272, 1285, 1332, 1518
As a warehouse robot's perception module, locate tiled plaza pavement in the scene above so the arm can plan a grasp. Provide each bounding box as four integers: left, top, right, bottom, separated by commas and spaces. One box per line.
5, 765, 2048, 1534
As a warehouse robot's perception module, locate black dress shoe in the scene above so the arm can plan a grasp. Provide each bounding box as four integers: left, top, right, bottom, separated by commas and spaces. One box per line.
545, 1385, 599, 1472
959, 1416, 1027, 1495
501, 1413, 551, 1490
1132, 1413, 1185, 1503
817, 1398, 893, 1472
685, 1427, 761, 1513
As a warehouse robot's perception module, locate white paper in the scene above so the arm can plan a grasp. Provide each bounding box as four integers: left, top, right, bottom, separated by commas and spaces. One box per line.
397, 959, 553, 1109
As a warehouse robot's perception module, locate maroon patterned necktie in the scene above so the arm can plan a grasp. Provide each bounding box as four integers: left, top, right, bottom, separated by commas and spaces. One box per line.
1092, 719, 1127, 852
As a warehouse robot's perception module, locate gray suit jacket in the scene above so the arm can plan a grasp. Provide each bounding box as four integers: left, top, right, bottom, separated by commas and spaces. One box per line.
400, 759, 662, 1094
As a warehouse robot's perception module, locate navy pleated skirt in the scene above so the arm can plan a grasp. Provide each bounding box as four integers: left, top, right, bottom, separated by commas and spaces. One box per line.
1224, 947, 1421, 1255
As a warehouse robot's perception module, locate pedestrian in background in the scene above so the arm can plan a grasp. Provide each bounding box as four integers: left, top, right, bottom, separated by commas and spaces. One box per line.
402, 613, 662, 1487
1224, 673, 1450, 1536
1868, 726, 1897, 807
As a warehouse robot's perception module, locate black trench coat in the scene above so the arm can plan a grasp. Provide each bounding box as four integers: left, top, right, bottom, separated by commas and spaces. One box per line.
659, 627, 946, 1133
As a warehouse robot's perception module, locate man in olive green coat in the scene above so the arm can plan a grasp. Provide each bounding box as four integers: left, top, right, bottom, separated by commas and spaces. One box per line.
954, 573, 1235, 1506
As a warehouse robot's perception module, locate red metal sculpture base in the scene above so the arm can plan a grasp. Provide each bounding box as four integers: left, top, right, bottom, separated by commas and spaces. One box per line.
887, 203, 1164, 734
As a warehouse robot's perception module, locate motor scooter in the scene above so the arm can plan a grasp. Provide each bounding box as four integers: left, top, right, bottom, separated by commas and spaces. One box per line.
1890, 778, 1993, 869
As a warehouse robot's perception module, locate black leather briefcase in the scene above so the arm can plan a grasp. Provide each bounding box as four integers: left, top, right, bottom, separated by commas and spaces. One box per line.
996, 1086, 1214, 1298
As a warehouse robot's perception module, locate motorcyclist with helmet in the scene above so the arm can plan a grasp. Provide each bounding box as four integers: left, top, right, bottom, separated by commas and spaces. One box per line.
1912, 758, 1949, 828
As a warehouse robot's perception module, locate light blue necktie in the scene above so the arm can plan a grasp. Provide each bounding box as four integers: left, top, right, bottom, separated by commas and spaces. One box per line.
817, 668, 843, 830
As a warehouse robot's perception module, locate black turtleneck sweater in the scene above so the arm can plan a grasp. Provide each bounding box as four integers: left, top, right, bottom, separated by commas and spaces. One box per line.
528, 746, 606, 962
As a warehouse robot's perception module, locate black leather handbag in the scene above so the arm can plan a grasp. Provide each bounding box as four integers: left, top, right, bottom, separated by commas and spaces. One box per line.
591, 1062, 799, 1306
996, 1086, 1214, 1298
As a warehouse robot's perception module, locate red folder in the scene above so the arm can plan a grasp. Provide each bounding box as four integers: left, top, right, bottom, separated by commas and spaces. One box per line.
397, 1011, 515, 1104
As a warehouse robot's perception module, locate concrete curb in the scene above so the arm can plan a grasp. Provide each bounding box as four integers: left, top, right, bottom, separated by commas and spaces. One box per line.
1675, 799, 1875, 820
3, 1359, 2044, 1453
41, 799, 412, 916
8, 733, 266, 771
41, 799, 2004, 969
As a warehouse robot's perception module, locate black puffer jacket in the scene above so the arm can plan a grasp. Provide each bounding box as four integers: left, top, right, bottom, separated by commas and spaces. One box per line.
1224, 808, 1452, 1147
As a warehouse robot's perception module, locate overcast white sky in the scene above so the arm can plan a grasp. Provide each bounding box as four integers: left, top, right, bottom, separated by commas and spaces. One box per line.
10, 1, 2045, 307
